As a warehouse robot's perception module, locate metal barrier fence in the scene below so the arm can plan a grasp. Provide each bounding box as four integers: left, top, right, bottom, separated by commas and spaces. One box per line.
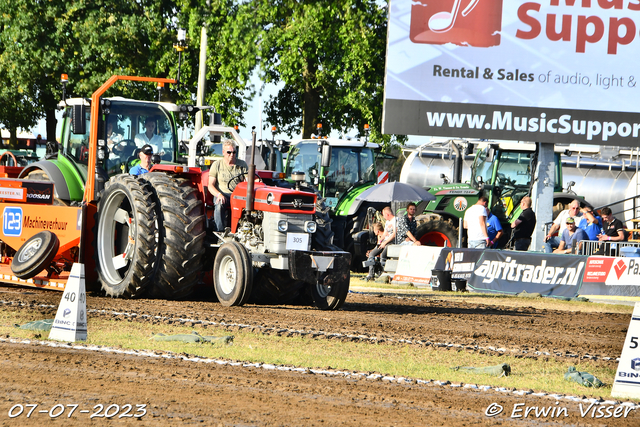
578, 240, 640, 257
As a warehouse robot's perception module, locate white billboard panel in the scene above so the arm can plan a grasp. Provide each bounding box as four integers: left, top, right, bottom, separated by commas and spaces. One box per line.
383, 0, 640, 146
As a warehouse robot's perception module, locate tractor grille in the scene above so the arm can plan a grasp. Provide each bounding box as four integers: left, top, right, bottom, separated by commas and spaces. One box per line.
263, 211, 313, 254
279, 194, 315, 212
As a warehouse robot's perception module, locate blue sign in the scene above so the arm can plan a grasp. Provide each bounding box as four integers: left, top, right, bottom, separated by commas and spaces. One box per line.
3, 207, 23, 237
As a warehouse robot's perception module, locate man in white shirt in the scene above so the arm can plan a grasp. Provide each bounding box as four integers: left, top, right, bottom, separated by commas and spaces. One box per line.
463, 196, 489, 248
135, 117, 164, 155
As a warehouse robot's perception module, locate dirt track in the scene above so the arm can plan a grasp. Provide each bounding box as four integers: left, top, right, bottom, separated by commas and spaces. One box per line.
0, 285, 637, 426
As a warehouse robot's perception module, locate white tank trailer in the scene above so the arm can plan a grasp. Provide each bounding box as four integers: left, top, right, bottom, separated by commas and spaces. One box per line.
400, 140, 640, 225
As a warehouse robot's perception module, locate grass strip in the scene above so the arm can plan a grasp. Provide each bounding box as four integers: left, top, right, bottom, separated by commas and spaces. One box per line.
0, 310, 629, 401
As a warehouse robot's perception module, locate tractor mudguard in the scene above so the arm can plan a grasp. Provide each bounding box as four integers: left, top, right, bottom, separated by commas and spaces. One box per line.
288, 250, 351, 286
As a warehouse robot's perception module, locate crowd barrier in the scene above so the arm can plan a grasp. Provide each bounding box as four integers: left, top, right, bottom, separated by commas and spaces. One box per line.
383, 245, 640, 298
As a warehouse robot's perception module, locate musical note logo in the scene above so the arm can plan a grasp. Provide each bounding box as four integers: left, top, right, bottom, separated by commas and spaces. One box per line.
410, 0, 502, 48
429, 0, 480, 33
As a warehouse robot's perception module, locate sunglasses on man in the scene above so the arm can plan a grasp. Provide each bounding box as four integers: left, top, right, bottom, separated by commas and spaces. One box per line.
225, 150, 236, 155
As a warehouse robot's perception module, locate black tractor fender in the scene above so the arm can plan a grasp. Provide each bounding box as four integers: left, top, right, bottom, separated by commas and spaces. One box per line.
19, 161, 72, 202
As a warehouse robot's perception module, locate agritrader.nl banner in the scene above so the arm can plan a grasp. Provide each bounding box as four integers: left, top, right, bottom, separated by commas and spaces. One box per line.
468, 251, 586, 298
383, 1, 640, 146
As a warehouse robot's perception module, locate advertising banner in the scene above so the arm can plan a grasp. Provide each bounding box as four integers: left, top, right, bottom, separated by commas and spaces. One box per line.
393, 245, 444, 284
581, 256, 640, 296
468, 251, 586, 297
384, 1, 640, 146
435, 248, 485, 279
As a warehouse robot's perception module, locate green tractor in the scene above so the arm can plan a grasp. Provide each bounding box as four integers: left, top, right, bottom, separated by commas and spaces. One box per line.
411, 142, 590, 248
283, 135, 385, 270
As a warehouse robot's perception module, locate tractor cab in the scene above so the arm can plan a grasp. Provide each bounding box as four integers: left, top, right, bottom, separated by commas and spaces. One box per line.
284, 139, 378, 210
470, 142, 562, 221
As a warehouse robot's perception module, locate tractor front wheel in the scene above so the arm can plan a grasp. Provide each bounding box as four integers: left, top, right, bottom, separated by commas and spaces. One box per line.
213, 242, 253, 306
311, 276, 349, 311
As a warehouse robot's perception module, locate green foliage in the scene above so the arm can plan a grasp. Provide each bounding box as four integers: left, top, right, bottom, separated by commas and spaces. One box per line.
1, 1, 404, 153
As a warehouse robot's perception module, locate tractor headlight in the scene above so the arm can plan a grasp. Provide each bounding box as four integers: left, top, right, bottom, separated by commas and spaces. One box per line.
277, 220, 289, 232
305, 221, 317, 234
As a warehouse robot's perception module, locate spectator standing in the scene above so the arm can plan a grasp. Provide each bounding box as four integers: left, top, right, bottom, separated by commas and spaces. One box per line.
578, 207, 602, 240
511, 196, 536, 251
464, 196, 489, 248
553, 217, 588, 254
543, 200, 582, 253
396, 202, 422, 246
597, 207, 626, 242
486, 207, 503, 248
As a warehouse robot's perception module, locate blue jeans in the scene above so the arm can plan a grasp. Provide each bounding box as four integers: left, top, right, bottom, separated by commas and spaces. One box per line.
367, 245, 388, 277
468, 240, 487, 249
514, 238, 531, 251
213, 195, 230, 232
543, 236, 561, 253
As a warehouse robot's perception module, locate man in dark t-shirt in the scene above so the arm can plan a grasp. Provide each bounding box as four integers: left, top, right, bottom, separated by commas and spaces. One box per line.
597, 207, 626, 242
511, 196, 536, 251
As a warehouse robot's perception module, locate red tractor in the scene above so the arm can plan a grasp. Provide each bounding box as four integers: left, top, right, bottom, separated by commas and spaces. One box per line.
0, 75, 351, 310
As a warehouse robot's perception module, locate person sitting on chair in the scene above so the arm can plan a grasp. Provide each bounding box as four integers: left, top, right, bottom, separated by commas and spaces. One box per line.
129, 144, 154, 176
135, 117, 164, 155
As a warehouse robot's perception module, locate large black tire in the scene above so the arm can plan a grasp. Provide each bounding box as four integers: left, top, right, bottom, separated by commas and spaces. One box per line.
311, 197, 335, 251
141, 173, 206, 300
94, 174, 158, 298
311, 275, 350, 311
11, 231, 60, 279
415, 216, 458, 247
213, 242, 253, 306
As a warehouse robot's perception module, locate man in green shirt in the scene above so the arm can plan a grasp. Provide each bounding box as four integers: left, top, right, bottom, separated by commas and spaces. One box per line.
207, 140, 248, 231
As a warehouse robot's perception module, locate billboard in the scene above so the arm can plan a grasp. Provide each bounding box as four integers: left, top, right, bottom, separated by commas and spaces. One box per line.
383, 1, 640, 146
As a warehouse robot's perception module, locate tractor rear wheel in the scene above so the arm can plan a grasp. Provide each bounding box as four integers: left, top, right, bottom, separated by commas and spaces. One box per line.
141, 173, 206, 300
415, 216, 458, 247
95, 175, 157, 298
213, 242, 253, 306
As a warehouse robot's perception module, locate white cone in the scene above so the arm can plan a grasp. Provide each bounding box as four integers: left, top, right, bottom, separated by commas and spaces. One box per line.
48, 263, 87, 342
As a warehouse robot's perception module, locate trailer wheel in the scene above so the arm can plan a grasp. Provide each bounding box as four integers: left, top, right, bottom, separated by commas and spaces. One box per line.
415, 217, 458, 247
311, 275, 349, 311
213, 242, 253, 306
95, 175, 157, 298
11, 231, 60, 279
141, 173, 206, 300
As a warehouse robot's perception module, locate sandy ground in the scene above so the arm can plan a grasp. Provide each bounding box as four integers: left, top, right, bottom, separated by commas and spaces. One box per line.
0, 284, 637, 426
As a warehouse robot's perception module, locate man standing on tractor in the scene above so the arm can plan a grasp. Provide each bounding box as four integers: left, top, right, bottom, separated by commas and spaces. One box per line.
129, 144, 154, 176
207, 140, 248, 231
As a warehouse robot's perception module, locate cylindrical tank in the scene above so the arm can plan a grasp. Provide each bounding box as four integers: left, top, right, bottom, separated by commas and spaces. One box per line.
400, 146, 640, 225
399, 149, 474, 188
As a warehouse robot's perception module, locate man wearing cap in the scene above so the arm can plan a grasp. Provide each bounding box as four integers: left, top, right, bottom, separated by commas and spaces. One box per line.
129, 144, 154, 176
135, 117, 164, 155
553, 216, 588, 254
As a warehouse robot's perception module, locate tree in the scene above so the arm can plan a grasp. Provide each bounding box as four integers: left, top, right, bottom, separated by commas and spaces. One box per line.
0, 1, 181, 143
216, 0, 404, 150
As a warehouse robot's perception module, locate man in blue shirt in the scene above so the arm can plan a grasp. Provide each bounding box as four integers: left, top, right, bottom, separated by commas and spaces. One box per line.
553, 217, 588, 254
129, 144, 153, 176
577, 207, 602, 240
486, 207, 503, 248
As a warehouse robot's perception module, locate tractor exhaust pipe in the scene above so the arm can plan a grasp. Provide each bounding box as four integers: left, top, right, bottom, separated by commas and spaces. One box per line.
246, 128, 257, 212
